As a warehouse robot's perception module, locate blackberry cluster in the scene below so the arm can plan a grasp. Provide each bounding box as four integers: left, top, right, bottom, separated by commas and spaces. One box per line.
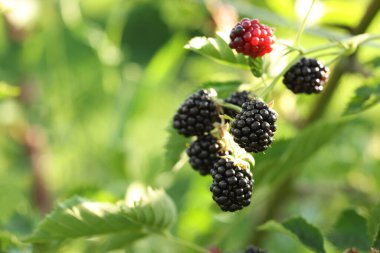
229, 18, 275, 58
231, 100, 277, 153
186, 134, 229, 176
173, 90, 219, 137
210, 158, 253, 212
283, 57, 329, 94
223, 91, 252, 118
243, 245, 267, 253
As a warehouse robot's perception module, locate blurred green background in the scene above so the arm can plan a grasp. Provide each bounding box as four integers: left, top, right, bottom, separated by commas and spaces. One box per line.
0, 0, 379, 252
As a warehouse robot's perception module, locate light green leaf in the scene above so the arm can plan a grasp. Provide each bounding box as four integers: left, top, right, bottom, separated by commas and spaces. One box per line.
0, 231, 29, 253
261, 119, 350, 184
328, 209, 371, 251
259, 217, 326, 253
165, 127, 188, 170
185, 35, 249, 68
26, 197, 136, 243
101, 231, 147, 251
248, 57, 263, 78
26, 188, 177, 250
0, 82, 20, 99
344, 81, 380, 115
123, 188, 177, 232
201, 80, 242, 98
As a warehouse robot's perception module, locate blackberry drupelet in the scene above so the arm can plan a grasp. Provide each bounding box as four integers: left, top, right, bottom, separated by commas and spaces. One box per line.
230, 100, 277, 153
187, 134, 229, 176
210, 158, 253, 212
223, 91, 252, 118
173, 90, 219, 137
229, 18, 275, 58
283, 57, 329, 94
243, 245, 267, 253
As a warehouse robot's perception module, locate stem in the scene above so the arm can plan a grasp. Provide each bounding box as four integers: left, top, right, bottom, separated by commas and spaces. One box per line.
216, 99, 242, 113
164, 232, 209, 253
295, 0, 316, 48
259, 55, 303, 99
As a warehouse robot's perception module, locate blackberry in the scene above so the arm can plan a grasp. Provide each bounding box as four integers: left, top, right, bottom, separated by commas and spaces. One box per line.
243, 245, 267, 253
186, 134, 229, 176
210, 158, 253, 212
223, 91, 252, 118
230, 100, 277, 153
229, 18, 275, 58
283, 57, 329, 94
173, 90, 219, 137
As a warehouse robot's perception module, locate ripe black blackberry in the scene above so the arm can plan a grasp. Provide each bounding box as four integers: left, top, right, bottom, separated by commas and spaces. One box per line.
186, 135, 229, 176
243, 245, 267, 253
210, 158, 253, 212
223, 91, 252, 118
283, 57, 329, 94
230, 100, 277, 153
173, 90, 219, 137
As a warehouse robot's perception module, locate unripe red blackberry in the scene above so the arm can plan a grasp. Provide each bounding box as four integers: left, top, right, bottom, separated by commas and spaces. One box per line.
186, 134, 229, 176
243, 245, 267, 253
229, 18, 275, 58
223, 91, 252, 118
283, 57, 329, 94
173, 90, 219, 137
210, 158, 253, 212
230, 100, 277, 153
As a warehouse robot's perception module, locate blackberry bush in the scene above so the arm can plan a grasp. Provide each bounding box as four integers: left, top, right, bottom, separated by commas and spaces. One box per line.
231, 99, 277, 153
186, 134, 229, 176
283, 57, 329, 94
210, 158, 253, 212
173, 89, 219, 137
223, 91, 252, 118
229, 18, 275, 58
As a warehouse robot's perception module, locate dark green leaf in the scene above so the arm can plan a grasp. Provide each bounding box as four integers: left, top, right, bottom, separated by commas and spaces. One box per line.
373, 226, 380, 249
165, 127, 188, 170
259, 217, 325, 253
344, 82, 380, 115
248, 57, 263, 78
369, 203, 380, 249
185, 35, 249, 68
328, 209, 371, 251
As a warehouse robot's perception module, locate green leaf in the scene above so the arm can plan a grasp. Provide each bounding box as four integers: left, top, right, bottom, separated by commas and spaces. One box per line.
0, 82, 20, 99
165, 127, 188, 170
123, 188, 177, 232
101, 231, 147, 251
185, 35, 249, 68
373, 226, 380, 249
26, 197, 136, 243
248, 57, 263, 78
26, 188, 177, 250
369, 203, 380, 249
201, 80, 242, 98
328, 209, 371, 251
259, 217, 326, 253
344, 82, 380, 115
261, 119, 350, 185
0, 231, 29, 252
